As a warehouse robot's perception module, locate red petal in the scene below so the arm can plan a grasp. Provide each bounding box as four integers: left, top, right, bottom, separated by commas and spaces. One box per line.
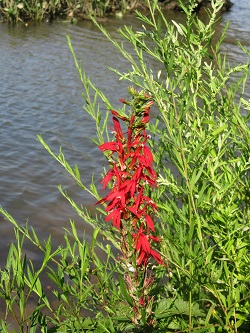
127, 206, 142, 219
119, 98, 129, 105
101, 170, 114, 189
136, 233, 151, 253
99, 142, 118, 152
145, 215, 155, 232
105, 209, 122, 229
113, 117, 124, 141
137, 250, 149, 266
150, 249, 165, 265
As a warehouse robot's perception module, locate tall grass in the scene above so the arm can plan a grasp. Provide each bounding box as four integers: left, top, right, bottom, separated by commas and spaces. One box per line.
0, 0, 232, 24
0, 0, 249, 332
0, 0, 142, 23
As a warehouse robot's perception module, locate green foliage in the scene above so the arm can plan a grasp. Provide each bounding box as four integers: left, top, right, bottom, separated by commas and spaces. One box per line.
1, 0, 250, 332
0, 0, 142, 23
0, 0, 65, 23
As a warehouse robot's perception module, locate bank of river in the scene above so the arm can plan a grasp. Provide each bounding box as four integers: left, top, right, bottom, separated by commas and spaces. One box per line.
0, 0, 249, 265
0, 0, 233, 24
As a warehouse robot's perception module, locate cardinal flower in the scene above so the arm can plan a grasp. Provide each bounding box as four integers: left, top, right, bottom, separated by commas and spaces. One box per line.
96, 89, 164, 268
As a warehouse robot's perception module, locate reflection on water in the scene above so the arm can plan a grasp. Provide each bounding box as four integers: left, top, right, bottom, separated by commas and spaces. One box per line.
0, 1, 249, 266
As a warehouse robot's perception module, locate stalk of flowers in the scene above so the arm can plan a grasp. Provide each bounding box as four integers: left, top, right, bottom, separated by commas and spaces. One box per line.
97, 87, 164, 268
96, 88, 165, 324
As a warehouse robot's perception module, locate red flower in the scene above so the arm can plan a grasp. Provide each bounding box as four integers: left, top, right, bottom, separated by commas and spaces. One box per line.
132, 226, 164, 266
99, 142, 118, 152
105, 208, 122, 229
101, 169, 115, 189
119, 98, 130, 105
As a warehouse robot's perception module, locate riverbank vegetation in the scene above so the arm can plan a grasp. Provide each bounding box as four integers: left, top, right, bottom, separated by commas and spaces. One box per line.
1, 0, 250, 332
0, 0, 232, 24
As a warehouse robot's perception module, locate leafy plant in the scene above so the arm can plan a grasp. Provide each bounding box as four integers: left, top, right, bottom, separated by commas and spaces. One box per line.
1, 0, 249, 332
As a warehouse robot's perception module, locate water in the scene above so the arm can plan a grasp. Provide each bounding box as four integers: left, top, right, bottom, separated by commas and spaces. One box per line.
0, 0, 249, 268
0, 18, 130, 248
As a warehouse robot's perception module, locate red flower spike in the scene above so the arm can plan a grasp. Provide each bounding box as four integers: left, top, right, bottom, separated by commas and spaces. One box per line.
96, 91, 165, 268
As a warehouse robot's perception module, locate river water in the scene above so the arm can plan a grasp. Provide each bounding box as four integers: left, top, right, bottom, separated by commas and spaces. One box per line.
0, 1, 249, 266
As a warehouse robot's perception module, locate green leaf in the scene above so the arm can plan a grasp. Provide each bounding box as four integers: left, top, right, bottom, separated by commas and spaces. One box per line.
212, 124, 228, 136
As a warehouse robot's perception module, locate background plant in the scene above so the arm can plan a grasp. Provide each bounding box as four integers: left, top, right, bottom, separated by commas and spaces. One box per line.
0, 0, 70, 23
0, 0, 145, 23
1, 0, 250, 332
0, 0, 232, 24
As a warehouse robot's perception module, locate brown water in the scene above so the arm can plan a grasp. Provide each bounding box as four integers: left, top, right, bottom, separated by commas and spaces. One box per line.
0, 0, 249, 323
